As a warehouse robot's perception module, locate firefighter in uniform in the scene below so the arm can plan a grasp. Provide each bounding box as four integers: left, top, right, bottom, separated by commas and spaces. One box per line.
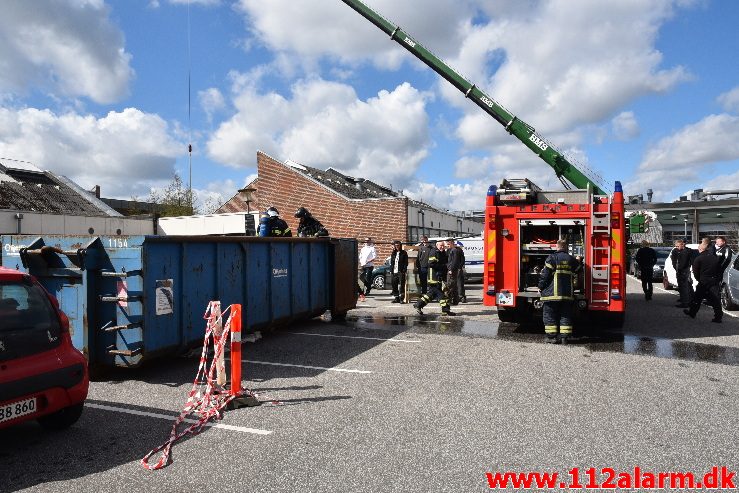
413, 241, 455, 316
258, 207, 292, 237
538, 239, 578, 344
295, 207, 329, 237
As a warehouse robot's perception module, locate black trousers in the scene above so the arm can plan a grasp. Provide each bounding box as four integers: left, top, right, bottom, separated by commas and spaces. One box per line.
640, 268, 653, 299
417, 268, 428, 294
457, 269, 466, 299
446, 270, 458, 304
542, 300, 574, 336
360, 266, 374, 295
677, 270, 694, 305
391, 272, 406, 301
688, 282, 722, 320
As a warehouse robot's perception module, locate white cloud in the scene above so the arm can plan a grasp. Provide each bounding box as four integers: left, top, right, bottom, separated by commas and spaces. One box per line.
627, 113, 739, 199
611, 111, 640, 141
234, 0, 471, 69
198, 88, 226, 124
0, 1, 133, 104
0, 107, 182, 198
718, 86, 739, 113
206, 78, 431, 187
404, 181, 484, 212
445, 1, 689, 149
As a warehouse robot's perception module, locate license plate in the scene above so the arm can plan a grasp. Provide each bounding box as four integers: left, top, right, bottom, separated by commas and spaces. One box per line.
0, 397, 37, 424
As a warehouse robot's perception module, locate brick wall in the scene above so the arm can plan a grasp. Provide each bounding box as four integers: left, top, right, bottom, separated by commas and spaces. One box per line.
255, 151, 408, 261
215, 179, 262, 214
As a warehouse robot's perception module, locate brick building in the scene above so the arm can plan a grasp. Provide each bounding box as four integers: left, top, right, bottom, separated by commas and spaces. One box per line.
217, 151, 482, 259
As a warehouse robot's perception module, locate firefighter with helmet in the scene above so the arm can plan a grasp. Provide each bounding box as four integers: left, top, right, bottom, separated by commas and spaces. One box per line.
538, 239, 578, 344
294, 207, 329, 237
258, 207, 292, 237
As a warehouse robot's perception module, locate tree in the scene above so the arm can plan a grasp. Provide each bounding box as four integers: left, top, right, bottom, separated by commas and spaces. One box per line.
149, 173, 195, 217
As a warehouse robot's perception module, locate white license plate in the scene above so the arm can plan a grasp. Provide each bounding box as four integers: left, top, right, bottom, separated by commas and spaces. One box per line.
0, 397, 38, 424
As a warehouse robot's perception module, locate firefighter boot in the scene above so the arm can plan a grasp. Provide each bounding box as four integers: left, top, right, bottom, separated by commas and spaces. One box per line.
414, 296, 428, 315
441, 304, 456, 316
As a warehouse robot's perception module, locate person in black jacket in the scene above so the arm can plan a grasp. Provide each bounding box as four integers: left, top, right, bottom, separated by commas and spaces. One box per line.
445, 239, 463, 305
635, 240, 658, 300
258, 207, 292, 237
670, 239, 694, 308
295, 207, 329, 237
389, 240, 408, 303
538, 240, 579, 344
684, 242, 722, 323
711, 235, 734, 276
457, 243, 467, 303
414, 236, 432, 295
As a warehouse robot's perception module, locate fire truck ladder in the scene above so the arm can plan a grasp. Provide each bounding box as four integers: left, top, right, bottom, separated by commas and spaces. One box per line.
590, 198, 611, 304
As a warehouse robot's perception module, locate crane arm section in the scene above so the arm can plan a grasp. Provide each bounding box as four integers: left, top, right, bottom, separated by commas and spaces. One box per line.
340, 0, 609, 195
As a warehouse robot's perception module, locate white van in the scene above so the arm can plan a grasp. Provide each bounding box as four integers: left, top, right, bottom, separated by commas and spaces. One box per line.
457, 236, 483, 283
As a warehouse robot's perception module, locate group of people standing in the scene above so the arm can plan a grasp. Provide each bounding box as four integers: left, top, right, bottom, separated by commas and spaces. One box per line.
413, 236, 466, 316
634, 236, 733, 323
356, 235, 467, 314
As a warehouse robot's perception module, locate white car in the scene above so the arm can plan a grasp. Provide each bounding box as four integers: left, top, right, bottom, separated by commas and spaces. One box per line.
662, 244, 699, 290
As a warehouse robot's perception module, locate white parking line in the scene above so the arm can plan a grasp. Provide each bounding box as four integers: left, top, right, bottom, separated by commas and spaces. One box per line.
86, 403, 272, 435
288, 331, 422, 343
227, 358, 372, 374
629, 274, 738, 318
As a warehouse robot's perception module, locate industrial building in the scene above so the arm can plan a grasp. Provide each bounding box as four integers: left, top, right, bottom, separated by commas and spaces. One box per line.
0, 158, 155, 236
626, 188, 739, 246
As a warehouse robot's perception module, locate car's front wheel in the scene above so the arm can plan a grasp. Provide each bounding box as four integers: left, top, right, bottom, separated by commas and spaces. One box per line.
38, 402, 84, 431
372, 275, 385, 290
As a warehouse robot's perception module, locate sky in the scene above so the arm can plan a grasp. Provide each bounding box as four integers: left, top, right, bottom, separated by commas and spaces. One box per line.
0, 0, 738, 213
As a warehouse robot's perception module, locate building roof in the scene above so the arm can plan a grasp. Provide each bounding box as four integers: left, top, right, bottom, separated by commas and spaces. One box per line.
286, 160, 402, 200
0, 158, 121, 216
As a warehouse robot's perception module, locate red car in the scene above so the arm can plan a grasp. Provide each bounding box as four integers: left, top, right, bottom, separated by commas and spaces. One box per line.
0, 267, 88, 430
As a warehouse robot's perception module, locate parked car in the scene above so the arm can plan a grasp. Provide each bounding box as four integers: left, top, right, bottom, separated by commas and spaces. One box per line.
721, 252, 739, 311
0, 267, 89, 430
662, 244, 699, 290
629, 246, 672, 282
370, 257, 392, 290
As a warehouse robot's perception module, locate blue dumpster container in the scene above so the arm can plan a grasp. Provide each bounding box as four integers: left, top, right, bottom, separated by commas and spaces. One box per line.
1, 235, 356, 369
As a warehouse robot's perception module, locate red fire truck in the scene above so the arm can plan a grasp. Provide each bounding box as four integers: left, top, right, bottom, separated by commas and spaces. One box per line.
483, 179, 626, 326
340, 0, 627, 326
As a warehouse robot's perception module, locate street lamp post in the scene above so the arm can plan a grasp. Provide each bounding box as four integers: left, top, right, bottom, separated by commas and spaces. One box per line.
238, 187, 256, 213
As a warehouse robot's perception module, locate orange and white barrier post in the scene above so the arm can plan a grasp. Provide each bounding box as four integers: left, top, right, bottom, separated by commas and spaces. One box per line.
230, 304, 242, 396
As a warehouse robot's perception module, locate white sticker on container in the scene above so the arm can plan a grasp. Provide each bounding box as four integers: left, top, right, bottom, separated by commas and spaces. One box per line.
155, 279, 174, 316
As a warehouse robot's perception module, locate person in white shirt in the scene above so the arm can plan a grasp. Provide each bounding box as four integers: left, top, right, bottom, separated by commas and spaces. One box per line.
358, 237, 377, 300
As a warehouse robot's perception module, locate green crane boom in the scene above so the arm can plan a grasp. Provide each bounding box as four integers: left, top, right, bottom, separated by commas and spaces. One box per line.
340, 0, 610, 195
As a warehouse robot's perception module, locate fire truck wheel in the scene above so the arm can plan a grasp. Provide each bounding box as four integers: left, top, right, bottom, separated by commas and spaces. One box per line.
496, 308, 518, 323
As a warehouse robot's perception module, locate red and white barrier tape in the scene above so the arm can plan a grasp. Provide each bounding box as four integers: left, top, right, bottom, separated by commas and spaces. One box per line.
141, 301, 249, 470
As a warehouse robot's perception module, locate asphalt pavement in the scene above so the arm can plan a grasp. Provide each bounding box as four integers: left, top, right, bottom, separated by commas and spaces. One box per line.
1, 277, 738, 492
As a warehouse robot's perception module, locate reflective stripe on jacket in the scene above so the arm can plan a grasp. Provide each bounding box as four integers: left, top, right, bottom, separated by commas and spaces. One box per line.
538, 250, 578, 301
